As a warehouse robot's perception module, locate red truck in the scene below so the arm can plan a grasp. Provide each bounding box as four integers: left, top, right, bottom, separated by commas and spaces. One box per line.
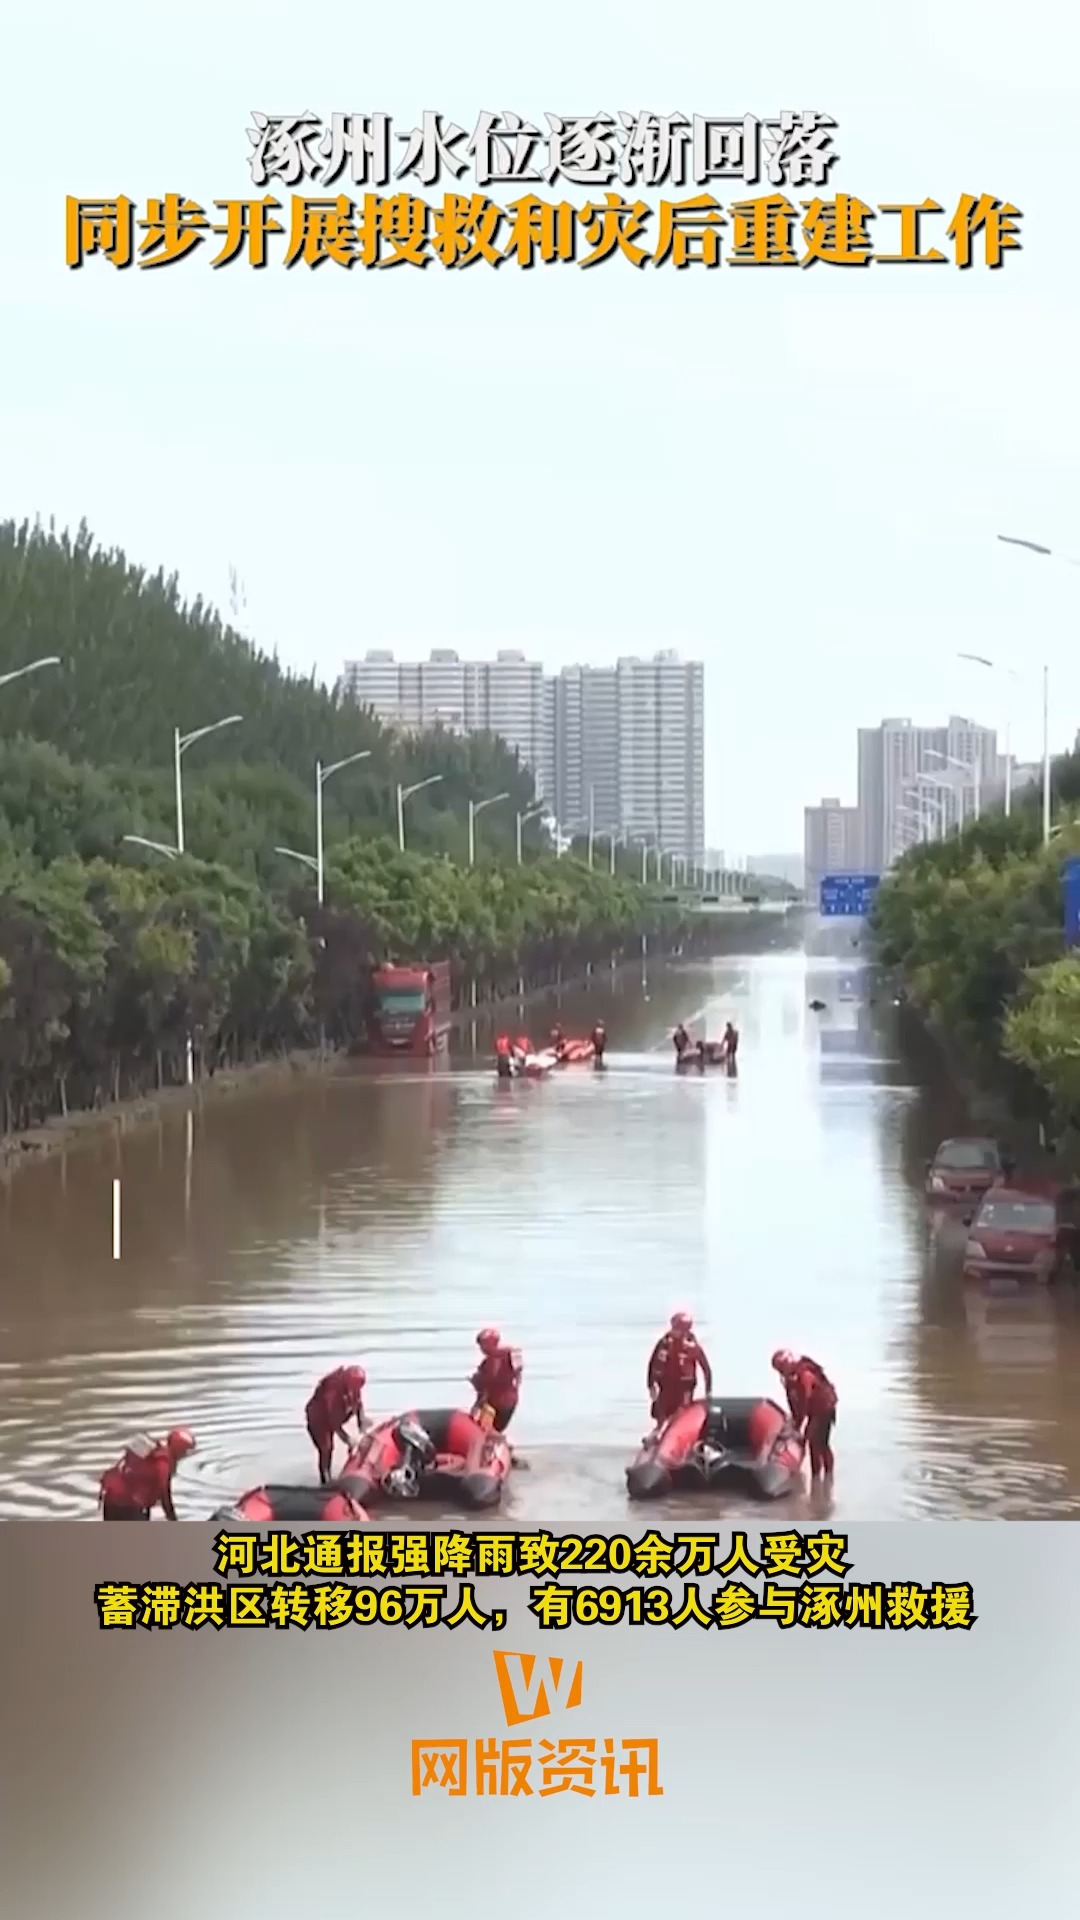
365, 962, 452, 1055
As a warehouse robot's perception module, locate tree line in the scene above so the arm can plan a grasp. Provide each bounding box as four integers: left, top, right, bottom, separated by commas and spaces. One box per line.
869, 758, 1080, 1140
0, 519, 688, 1135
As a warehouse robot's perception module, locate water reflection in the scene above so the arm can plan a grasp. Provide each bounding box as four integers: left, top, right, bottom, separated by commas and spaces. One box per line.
2, 934, 1080, 1519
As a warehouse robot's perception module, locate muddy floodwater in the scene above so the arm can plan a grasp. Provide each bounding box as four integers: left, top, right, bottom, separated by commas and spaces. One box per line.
3, 930, 1080, 1521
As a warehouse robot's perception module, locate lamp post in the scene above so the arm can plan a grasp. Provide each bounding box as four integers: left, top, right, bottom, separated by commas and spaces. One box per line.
994, 533, 1078, 843
926, 749, 980, 826
895, 805, 921, 845
121, 833, 192, 1085
275, 846, 318, 877
915, 773, 952, 839
312, 751, 371, 903
397, 773, 444, 852
594, 828, 620, 876
516, 802, 546, 865
958, 651, 1021, 816
469, 791, 509, 866
0, 654, 61, 692
122, 835, 180, 861
174, 714, 242, 855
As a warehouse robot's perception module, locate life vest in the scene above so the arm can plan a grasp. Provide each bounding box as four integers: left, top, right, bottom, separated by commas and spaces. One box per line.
101, 1433, 165, 1509
797, 1359, 837, 1416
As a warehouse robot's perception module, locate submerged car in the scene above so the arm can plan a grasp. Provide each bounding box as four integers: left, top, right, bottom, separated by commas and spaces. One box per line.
962, 1182, 1080, 1284
925, 1137, 1010, 1217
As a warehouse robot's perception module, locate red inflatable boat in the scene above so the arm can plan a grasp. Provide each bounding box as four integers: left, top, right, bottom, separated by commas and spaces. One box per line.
344, 1408, 512, 1511
211, 1482, 370, 1525
553, 1037, 595, 1064
675, 1040, 726, 1069
626, 1397, 805, 1501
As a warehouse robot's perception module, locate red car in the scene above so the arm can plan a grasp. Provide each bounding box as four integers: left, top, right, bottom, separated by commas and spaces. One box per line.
925, 1137, 1010, 1219
962, 1182, 1080, 1284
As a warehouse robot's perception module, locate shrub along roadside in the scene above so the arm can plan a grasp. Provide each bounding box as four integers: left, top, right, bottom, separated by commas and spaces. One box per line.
0, 834, 681, 1135
869, 799, 1080, 1136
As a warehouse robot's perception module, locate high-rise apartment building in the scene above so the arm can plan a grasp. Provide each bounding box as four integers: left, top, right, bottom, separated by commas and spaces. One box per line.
804, 799, 864, 902
857, 716, 1001, 869
344, 646, 706, 864
542, 652, 704, 863
342, 648, 545, 778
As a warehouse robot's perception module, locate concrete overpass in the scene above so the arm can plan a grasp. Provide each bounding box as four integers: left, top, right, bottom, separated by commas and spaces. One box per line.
657, 889, 801, 917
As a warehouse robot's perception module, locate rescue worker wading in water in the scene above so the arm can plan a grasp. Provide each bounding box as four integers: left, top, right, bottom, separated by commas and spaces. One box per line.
99, 1428, 196, 1520
495, 1033, 514, 1079
471, 1327, 522, 1432
673, 1022, 691, 1061
305, 1365, 368, 1484
647, 1312, 713, 1428
772, 1349, 837, 1480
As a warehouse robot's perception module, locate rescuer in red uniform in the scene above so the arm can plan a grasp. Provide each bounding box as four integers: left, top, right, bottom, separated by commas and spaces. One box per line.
99, 1428, 196, 1520
495, 1033, 513, 1079
772, 1349, 837, 1479
648, 1312, 713, 1426
305, 1365, 367, 1484
470, 1327, 522, 1432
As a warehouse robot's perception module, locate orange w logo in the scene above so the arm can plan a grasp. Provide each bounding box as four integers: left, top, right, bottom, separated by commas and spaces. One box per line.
492, 1651, 584, 1727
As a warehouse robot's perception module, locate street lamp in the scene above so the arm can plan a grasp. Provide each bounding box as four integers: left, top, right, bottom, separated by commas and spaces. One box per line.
994, 533, 1076, 843
926, 749, 981, 825
958, 652, 1021, 816
312, 751, 371, 903
468, 791, 509, 866
594, 828, 620, 876
275, 846, 318, 875
123, 835, 180, 861
174, 714, 243, 855
915, 773, 952, 839
0, 654, 61, 691
120, 831, 193, 1085
516, 802, 546, 865
587, 786, 596, 869
895, 802, 924, 838
397, 773, 444, 853
631, 833, 656, 883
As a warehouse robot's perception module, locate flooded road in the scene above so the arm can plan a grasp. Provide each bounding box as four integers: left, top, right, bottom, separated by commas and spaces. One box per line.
3, 933, 1080, 1521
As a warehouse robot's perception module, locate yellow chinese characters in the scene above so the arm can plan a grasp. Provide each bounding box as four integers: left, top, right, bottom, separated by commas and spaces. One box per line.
93, 1528, 976, 1633
65, 193, 1023, 271
411, 1736, 664, 1798
94, 1574, 977, 1632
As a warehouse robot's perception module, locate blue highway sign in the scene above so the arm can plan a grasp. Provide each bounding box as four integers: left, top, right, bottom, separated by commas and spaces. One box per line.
819, 872, 881, 918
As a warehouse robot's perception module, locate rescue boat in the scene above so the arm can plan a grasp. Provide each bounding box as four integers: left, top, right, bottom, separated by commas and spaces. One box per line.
511, 1051, 554, 1078
626, 1396, 805, 1501
551, 1037, 596, 1064
675, 1040, 726, 1069
211, 1482, 370, 1525
344, 1407, 512, 1510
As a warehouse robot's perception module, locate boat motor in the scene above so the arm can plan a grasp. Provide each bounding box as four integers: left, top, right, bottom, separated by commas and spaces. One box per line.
385, 1416, 435, 1497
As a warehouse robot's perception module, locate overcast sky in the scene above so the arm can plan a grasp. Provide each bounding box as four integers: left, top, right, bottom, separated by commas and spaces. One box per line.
4, 0, 1078, 852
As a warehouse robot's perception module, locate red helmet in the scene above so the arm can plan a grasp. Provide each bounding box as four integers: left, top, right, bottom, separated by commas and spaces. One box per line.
166, 1427, 196, 1458
345, 1366, 367, 1391
477, 1327, 501, 1354
670, 1311, 693, 1335
771, 1349, 797, 1374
